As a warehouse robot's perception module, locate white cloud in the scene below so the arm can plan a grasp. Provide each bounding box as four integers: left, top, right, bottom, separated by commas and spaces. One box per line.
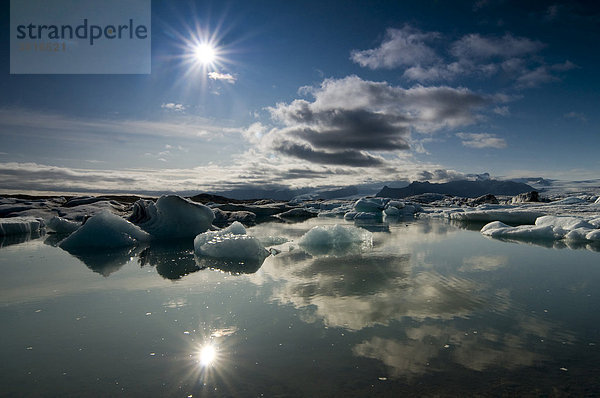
0, 107, 234, 141
456, 132, 507, 149
208, 71, 236, 83
450, 33, 545, 60
350, 26, 440, 69
493, 106, 510, 116
515, 66, 558, 88
351, 27, 573, 90
161, 102, 186, 112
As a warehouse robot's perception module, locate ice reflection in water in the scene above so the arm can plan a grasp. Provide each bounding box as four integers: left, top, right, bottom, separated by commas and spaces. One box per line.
2, 217, 599, 395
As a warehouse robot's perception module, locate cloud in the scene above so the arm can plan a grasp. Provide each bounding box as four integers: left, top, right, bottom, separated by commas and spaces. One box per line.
550, 60, 577, 72
272, 141, 385, 167
258, 76, 489, 167
564, 111, 587, 122
416, 168, 467, 182
350, 26, 440, 69
450, 33, 545, 60
460, 255, 508, 272
0, 107, 236, 142
161, 102, 186, 112
544, 4, 561, 21
493, 106, 510, 116
456, 132, 507, 149
208, 71, 236, 83
515, 66, 558, 88
353, 322, 543, 377
351, 27, 573, 90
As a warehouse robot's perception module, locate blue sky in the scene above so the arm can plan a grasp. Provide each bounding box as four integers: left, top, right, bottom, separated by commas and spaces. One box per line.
1, 0, 599, 194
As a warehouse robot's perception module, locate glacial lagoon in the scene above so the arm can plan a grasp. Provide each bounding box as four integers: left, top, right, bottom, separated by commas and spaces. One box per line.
1, 217, 600, 397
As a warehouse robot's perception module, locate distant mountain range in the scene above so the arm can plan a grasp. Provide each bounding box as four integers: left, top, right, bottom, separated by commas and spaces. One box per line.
212, 185, 360, 201
376, 179, 534, 199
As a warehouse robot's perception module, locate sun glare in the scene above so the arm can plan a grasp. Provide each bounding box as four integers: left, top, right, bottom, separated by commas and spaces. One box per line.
193, 43, 216, 66
199, 344, 217, 366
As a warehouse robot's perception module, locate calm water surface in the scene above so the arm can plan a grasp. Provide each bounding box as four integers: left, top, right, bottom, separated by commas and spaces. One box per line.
1, 218, 599, 397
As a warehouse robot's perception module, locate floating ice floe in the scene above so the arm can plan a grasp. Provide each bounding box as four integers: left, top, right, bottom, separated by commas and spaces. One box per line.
298, 224, 373, 255
0, 217, 44, 236
59, 211, 150, 249
343, 197, 421, 220
194, 221, 269, 260
383, 200, 421, 218
481, 215, 600, 242
46, 216, 81, 234
447, 209, 544, 224
129, 195, 215, 239
353, 197, 389, 213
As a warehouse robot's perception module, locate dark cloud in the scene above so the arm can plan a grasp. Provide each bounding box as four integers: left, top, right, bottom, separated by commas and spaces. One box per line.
259, 76, 490, 167
416, 169, 466, 182
273, 141, 385, 167
284, 109, 411, 151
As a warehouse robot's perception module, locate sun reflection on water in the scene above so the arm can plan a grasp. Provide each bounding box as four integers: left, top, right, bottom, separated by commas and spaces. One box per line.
199, 343, 217, 367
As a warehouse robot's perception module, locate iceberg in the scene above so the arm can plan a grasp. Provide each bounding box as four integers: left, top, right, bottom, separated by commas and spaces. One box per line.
129, 195, 215, 239
59, 211, 150, 249
481, 215, 600, 242
0, 217, 44, 236
353, 197, 389, 213
46, 216, 81, 234
298, 224, 373, 254
344, 211, 382, 221
481, 221, 557, 240
194, 221, 269, 260
383, 201, 420, 218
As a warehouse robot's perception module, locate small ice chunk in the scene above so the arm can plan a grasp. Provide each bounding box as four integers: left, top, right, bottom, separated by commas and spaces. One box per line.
552, 197, 587, 205
59, 211, 150, 249
194, 221, 268, 260
0, 217, 44, 236
298, 224, 373, 252
383, 206, 400, 217
257, 235, 289, 246
46, 216, 80, 234
344, 211, 358, 220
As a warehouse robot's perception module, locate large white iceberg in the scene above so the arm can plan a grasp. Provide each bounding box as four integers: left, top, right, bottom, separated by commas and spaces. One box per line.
481, 215, 600, 242
129, 195, 215, 239
59, 211, 150, 249
0, 217, 44, 236
298, 224, 373, 254
194, 221, 269, 260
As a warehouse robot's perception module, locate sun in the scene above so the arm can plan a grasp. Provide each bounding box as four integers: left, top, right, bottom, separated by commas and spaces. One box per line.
193, 43, 216, 66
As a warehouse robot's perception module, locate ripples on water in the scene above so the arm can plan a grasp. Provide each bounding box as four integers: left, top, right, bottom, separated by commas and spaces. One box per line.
1, 218, 599, 396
